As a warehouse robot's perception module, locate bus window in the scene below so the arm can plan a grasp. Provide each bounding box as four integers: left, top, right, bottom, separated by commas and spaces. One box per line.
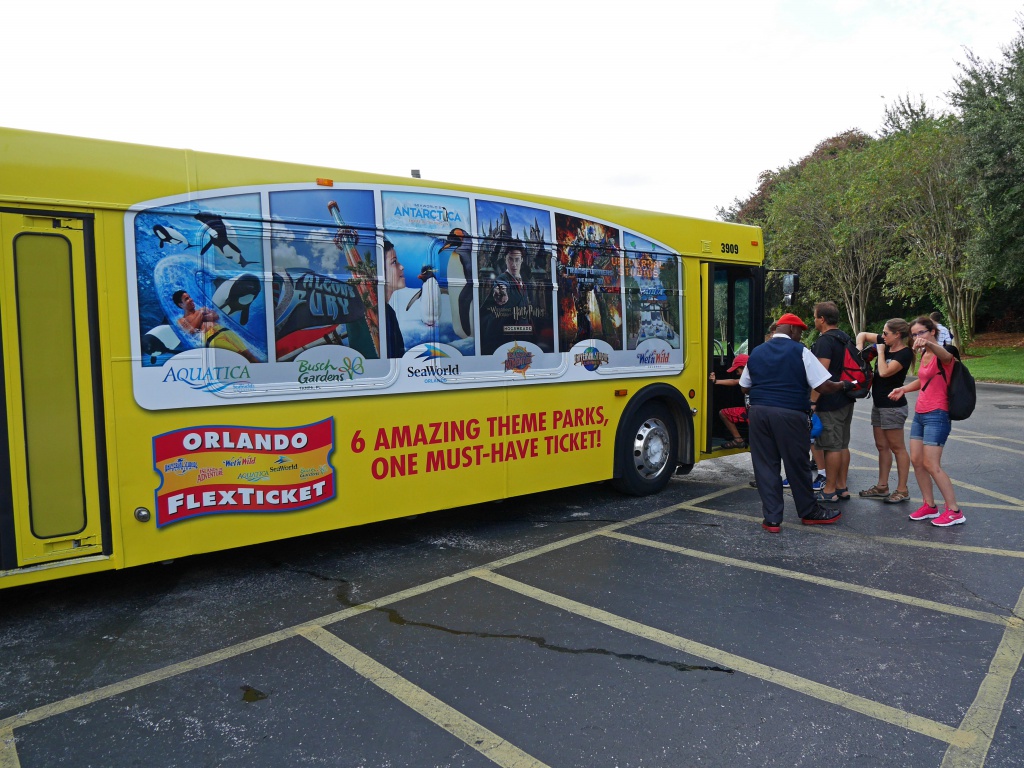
732, 275, 752, 355
15, 234, 87, 538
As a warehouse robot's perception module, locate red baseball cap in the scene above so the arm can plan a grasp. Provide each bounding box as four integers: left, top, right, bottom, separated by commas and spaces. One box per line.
727, 354, 749, 372
776, 312, 808, 330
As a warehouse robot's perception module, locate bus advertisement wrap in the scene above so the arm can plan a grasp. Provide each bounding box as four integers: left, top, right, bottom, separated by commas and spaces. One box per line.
126, 184, 685, 410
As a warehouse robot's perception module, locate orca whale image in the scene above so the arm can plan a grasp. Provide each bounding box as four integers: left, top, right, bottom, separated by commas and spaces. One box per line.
212, 273, 261, 326
141, 324, 182, 364
153, 224, 188, 249
194, 212, 254, 266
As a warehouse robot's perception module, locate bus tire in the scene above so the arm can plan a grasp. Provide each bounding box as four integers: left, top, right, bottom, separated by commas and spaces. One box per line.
612, 401, 678, 496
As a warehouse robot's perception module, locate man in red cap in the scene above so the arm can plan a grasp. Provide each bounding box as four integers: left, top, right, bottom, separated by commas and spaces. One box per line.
710, 353, 750, 448
739, 312, 855, 531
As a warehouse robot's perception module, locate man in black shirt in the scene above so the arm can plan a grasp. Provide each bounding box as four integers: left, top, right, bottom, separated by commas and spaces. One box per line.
810, 301, 855, 501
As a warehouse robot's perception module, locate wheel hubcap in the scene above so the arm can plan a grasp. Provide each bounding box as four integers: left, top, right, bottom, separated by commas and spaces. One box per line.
632, 417, 671, 479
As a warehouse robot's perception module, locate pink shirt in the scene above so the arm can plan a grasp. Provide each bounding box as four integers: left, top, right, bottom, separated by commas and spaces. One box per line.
916, 354, 955, 413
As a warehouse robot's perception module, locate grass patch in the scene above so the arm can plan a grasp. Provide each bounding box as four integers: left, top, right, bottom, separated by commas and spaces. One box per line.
962, 346, 1024, 384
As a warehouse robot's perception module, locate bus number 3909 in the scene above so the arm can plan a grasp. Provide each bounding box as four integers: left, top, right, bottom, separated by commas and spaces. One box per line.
720, 243, 739, 254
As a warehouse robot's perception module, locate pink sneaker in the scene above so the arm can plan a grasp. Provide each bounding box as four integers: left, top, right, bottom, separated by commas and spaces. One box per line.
909, 503, 939, 521
932, 508, 966, 527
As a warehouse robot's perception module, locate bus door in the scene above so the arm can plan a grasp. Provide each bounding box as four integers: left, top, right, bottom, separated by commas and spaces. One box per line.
0, 211, 107, 571
704, 264, 764, 453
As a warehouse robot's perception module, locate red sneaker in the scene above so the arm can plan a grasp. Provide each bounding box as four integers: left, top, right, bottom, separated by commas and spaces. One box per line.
909, 503, 939, 521
931, 508, 966, 527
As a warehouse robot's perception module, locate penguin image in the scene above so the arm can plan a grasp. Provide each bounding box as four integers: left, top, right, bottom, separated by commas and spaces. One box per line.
406, 265, 443, 328
194, 212, 254, 266
439, 228, 474, 338
141, 324, 183, 364
153, 225, 188, 249
212, 273, 262, 326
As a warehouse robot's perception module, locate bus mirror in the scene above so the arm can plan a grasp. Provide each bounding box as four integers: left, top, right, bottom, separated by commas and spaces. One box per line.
782, 273, 799, 306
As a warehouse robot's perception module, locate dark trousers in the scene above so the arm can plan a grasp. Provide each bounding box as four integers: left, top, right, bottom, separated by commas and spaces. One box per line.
748, 404, 816, 523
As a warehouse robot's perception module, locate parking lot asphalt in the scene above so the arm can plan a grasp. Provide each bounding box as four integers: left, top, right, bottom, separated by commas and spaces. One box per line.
1, 382, 1023, 767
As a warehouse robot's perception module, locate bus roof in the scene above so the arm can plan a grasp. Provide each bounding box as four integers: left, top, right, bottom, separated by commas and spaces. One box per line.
0, 126, 762, 262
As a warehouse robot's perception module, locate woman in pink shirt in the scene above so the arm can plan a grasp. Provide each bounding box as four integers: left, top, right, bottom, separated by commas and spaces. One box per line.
888, 316, 963, 526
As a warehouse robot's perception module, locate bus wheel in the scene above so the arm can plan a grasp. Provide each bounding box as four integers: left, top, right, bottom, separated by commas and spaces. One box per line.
613, 402, 678, 496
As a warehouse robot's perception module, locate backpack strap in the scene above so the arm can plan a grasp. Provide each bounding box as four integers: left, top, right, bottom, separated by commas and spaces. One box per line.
922, 357, 954, 392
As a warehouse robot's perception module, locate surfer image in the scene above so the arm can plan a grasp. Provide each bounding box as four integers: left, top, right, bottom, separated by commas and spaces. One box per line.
172, 290, 260, 363
383, 239, 406, 358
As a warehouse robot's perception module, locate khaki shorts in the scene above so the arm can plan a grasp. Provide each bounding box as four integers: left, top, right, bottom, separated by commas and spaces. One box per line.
871, 404, 908, 431
816, 402, 854, 451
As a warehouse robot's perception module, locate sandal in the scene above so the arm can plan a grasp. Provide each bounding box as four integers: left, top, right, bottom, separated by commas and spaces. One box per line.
859, 484, 890, 498
722, 438, 747, 449
884, 489, 911, 504
815, 490, 840, 503
837, 487, 851, 501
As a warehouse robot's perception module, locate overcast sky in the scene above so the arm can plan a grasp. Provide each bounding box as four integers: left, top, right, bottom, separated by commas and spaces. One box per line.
3, 1, 1021, 219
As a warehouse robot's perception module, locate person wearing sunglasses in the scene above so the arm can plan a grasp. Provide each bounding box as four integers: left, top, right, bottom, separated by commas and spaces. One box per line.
888, 316, 964, 526
855, 319, 913, 504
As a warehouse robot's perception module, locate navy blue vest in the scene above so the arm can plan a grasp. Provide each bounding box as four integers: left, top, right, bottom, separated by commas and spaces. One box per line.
747, 337, 812, 412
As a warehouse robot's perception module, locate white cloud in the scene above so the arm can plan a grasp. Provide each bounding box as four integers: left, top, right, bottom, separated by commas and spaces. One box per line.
270, 240, 307, 270
308, 229, 339, 273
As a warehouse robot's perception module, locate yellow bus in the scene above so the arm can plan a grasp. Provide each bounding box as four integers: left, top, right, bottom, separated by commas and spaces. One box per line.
0, 127, 765, 589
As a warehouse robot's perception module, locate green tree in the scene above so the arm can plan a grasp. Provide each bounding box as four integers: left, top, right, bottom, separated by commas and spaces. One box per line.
951, 26, 1024, 287
718, 131, 872, 227
879, 93, 937, 138
882, 118, 981, 347
764, 134, 897, 334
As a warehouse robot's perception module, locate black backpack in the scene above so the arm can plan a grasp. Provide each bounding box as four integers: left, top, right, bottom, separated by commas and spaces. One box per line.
923, 352, 977, 421
826, 330, 872, 399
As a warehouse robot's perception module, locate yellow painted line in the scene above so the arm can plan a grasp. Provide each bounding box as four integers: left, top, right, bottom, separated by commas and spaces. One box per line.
677, 504, 1024, 560
952, 432, 1024, 447
940, 477, 1024, 507
851, 417, 1024, 454
942, 587, 1024, 768
299, 626, 549, 768
0, 627, 302, 733
0, 571, 476, 734
0, 494, 718, 735
0, 728, 19, 768
601, 531, 1011, 627
474, 570, 972, 748
852, 415, 1023, 441
937, 502, 1024, 511
848, 449, 1024, 507
752, 458, 1024, 510
948, 436, 1024, 456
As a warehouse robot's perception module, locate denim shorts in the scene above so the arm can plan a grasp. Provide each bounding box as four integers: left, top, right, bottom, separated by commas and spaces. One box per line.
910, 409, 951, 447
